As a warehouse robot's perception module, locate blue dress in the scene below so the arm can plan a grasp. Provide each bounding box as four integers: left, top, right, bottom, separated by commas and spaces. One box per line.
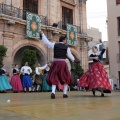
0, 68, 12, 91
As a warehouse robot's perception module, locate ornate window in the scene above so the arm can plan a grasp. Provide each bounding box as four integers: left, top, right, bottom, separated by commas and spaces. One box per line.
62, 6, 73, 30
116, 0, 120, 4
23, 0, 38, 14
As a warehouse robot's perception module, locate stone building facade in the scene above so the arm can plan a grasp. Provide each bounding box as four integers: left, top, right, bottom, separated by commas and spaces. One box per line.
107, 0, 120, 87
0, 0, 89, 75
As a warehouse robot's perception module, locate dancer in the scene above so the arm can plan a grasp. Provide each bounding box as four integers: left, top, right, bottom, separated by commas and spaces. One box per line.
0, 64, 12, 93
57, 58, 71, 91
40, 31, 75, 99
78, 44, 112, 97
42, 65, 52, 92
20, 62, 33, 92
33, 63, 47, 92
10, 64, 23, 93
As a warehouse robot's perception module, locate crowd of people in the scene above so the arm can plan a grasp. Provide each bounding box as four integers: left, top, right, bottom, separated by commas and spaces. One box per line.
0, 62, 52, 93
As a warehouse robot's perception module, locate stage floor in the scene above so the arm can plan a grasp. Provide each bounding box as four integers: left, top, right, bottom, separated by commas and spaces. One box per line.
0, 91, 120, 120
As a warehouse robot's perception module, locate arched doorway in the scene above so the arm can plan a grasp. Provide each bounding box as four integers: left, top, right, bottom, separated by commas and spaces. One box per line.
14, 46, 46, 67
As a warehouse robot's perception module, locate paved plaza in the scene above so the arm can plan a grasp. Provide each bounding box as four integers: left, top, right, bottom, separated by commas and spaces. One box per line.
0, 91, 120, 120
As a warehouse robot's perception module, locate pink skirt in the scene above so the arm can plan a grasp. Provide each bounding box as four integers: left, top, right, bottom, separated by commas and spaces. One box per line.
78, 62, 112, 93
10, 74, 23, 91
47, 60, 73, 88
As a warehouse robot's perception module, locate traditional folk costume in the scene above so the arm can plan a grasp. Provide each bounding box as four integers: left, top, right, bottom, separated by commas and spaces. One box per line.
0, 68, 12, 92
41, 33, 75, 99
42, 67, 52, 92
10, 68, 23, 92
33, 64, 47, 92
57, 59, 71, 91
78, 48, 112, 96
20, 66, 33, 92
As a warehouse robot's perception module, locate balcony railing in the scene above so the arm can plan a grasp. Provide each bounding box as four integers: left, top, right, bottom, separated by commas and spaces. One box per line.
0, 3, 47, 25
58, 21, 81, 34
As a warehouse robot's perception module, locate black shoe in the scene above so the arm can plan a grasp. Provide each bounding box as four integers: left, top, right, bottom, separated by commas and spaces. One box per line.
51, 93, 55, 99
92, 90, 95, 96
63, 94, 68, 98
29, 91, 33, 93
101, 93, 104, 97
2, 91, 6, 93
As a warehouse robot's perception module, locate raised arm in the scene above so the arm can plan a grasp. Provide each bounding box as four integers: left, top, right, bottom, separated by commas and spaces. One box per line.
40, 64, 47, 70
40, 32, 55, 49
67, 48, 75, 62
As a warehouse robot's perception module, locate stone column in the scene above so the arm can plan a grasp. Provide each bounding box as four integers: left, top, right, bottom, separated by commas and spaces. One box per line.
2, 33, 14, 75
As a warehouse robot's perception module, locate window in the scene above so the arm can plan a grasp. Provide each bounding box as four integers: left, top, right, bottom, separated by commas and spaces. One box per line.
117, 17, 120, 36
62, 6, 73, 30
23, 0, 38, 14
116, 0, 120, 4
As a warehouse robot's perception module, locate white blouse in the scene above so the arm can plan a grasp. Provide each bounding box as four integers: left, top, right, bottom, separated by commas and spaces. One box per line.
35, 64, 47, 75
20, 66, 32, 75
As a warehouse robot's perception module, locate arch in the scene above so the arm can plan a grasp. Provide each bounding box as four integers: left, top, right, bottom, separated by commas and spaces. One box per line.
12, 40, 47, 64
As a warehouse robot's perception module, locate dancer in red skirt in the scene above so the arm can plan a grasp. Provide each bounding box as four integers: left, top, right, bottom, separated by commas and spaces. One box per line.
40, 31, 75, 99
10, 64, 23, 93
78, 45, 112, 97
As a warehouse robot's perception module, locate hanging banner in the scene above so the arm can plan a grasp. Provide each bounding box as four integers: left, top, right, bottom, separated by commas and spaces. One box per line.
67, 24, 78, 46
26, 12, 41, 39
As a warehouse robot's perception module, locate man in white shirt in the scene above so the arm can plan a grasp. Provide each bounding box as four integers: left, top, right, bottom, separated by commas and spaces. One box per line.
20, 62, 33, 92
40, 31, 75, 99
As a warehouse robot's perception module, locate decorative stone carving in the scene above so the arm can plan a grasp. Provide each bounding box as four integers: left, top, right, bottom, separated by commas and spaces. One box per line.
61, 0, 76, 5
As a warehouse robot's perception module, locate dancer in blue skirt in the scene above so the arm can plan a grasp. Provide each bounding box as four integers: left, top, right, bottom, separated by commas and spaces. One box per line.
0, 64, 12, 93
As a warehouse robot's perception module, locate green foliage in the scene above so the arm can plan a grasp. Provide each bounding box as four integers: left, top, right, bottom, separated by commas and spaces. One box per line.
0, 45, 7, 67
21, 49, 37, 71
73, 62, 84, 78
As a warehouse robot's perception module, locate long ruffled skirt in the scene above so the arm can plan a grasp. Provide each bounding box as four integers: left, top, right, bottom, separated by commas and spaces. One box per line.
42, 76, 52, 91
10, 75, 23, 91
78, 62, 112, 93
0, 75, 12, 91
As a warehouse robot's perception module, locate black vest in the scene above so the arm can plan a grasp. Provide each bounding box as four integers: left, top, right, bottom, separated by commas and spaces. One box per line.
54, 43, 68, 59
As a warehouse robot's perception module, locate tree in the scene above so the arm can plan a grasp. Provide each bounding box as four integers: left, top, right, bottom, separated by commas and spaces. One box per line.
73, 62, 84, 79
21, 49, 37, 71
0, 45, 7, 67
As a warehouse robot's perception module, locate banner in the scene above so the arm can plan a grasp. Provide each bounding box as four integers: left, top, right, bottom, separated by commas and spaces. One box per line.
67, 24, 78, 46
26, 12, 41, 39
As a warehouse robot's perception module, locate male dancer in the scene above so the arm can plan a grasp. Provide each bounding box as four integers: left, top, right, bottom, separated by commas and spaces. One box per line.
20, 62, 33, 92
40, 31, 75, 99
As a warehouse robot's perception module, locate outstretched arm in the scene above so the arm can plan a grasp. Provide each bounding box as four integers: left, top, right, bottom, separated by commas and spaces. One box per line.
40, 64, 47, 70
40, 32, 55, 49
67, 48, 75, 62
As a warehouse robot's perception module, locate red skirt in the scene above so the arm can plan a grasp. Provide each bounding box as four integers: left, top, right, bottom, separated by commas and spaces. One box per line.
46, 61, 73, 87
10, 74, 23, 91
77, 62, 112, 93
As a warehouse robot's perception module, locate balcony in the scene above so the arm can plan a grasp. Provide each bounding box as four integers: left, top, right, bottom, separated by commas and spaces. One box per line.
0, 3, 47, 25
0, 3, 82, 34
58, 21, 81, 34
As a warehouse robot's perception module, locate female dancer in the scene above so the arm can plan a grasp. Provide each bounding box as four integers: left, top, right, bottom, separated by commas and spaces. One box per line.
10, 64, 23, 93
78, 44, 112, 97
0, 64, 12, 93
42, 65, 52, 92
